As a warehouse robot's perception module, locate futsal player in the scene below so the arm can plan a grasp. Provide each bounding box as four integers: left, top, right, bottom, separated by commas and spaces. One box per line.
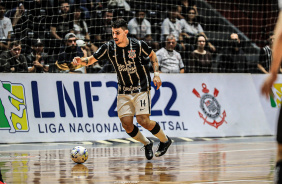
73, 19, 172, 160
261, 1, 282, 183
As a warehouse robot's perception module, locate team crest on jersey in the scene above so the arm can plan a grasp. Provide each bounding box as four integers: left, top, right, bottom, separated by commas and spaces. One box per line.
128, 49, 136, 59
192, 83, 227, 129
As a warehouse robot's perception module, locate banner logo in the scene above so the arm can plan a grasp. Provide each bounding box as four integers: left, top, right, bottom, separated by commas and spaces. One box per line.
270, 84, 282, 108
0, 80, 29, 133
193, 83, 227, 129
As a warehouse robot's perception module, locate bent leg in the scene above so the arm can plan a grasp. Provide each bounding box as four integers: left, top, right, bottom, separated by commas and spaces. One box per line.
136, 115, 168, 143
120, 116, 150, 145
120, 116, 134, 133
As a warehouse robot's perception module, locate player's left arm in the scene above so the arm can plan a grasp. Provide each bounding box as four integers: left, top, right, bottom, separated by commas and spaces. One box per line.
149, 50, 162, 90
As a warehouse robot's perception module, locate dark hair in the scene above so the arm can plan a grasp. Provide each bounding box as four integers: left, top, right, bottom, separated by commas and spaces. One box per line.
60, 1, 69, 6
195, 34, 207, 45
111, 19, 128, 30
103, 9, 113, 17
187, 7, 199, 26
135, 9, 145, 15
9, 41, 21, 49
170, 6, 178, 12
0, 3, 5, 8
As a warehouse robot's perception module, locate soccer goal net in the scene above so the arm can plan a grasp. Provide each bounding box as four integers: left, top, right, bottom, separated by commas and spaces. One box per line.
0, 0, 279, 73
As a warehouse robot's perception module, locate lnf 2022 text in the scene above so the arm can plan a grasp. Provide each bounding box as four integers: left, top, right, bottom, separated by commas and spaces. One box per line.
31, 81, 180, 118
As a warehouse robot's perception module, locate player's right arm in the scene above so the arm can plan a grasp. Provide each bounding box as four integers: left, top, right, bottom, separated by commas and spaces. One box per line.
73, 55, 98, 66
270, 12, 282, 76
261, 11, 282, 97
73, 43, 108, 66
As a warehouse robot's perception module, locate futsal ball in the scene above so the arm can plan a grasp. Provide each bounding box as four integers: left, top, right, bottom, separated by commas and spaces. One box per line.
71, 146, 88, 164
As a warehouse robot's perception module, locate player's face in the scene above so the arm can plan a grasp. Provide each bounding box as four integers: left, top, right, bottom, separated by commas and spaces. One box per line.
10, 45, 22, 58
112, 28, 128, 46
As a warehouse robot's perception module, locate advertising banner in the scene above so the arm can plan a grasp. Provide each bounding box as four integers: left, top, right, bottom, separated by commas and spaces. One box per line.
252, 74, 282, 135
0, 73, 272, 143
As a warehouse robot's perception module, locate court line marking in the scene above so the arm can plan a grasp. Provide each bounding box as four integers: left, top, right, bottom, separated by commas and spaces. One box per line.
126, 138, 140, 143
192, 180, 271, 183
108, 139, 131, 143
95, 140, 113, 144
179, 137, 194, 141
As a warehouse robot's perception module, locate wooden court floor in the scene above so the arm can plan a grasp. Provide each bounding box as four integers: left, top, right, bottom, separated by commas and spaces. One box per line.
0, 136, 277, 184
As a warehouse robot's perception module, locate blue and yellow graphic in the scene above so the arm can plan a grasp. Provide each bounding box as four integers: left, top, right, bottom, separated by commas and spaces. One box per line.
0, 81, 29, 133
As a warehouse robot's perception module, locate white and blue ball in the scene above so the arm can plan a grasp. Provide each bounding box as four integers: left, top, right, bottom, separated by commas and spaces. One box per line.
71, 146, 88, 164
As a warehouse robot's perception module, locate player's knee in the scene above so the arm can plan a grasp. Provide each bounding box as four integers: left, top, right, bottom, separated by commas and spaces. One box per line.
120, 116, 134, 132
136, 115, 151, 129
121, 122, 134, 132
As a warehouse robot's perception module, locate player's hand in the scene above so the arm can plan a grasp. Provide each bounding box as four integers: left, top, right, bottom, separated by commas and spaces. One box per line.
73, 57, 81, 65
261, 73, 277, 98
153, 76, 162, 90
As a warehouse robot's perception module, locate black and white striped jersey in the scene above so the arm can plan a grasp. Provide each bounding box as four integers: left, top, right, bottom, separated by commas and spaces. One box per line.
93, 38, 153, 94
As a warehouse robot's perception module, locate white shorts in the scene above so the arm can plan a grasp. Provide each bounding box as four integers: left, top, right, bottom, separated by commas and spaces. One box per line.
117, 91, 151, 118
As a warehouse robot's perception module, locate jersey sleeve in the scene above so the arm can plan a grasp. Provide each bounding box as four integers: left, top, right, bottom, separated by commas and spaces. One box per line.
279, 0, 282, 10
140, 40, 153, 57
93, 43, 108, 60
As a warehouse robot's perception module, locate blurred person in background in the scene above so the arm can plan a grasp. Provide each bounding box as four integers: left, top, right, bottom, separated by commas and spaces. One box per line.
73, 6, 97, 56
156, 34, 184, 73
50, 1, 74, 57
257, 32, 280, 74
161, 6, 185, 51
186, 34, 212, 73
92, 9, 114, 47
177, 0, 197, 19
55, 33, 86, 73
0, 3, 13, 53
180, 7, 215, 52
0, 40, 28, 73
26, 38, 49, 73
217, 33, 248, 73
128, 9, 159, 50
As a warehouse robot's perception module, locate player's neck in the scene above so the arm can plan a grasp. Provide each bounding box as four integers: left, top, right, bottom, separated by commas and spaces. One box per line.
117, 38, 129, 47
